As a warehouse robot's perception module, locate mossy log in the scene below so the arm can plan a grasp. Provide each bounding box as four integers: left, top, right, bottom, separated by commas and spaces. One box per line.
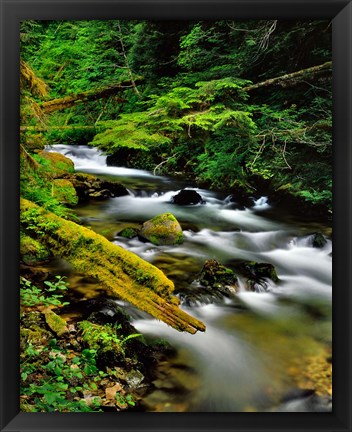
20, 198, 205, 334
39, 77, 143, 114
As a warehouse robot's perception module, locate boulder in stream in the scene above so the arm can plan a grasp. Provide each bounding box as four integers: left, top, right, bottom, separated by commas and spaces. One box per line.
139, 213, 184, 246
171, 189, 205, 205
233, 261, 279, 292
67, 172, 129, 201
311, 232, 327, 248
197, 259, 238, 296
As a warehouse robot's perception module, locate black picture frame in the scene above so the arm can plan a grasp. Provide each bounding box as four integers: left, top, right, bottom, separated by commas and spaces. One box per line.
1, 0, 351, 431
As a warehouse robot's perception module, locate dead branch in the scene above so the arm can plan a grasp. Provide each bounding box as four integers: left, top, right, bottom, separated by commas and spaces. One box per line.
243, 61, 332, 92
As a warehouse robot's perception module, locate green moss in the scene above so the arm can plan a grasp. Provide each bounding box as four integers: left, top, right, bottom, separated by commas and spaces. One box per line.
52, 179, 78, 206
20, 326, 52, 349
118, 227, 139, 239
20, 233, 50, 264
20, 150, 76, 219
43, 309, 69, 337
78, 321, 124, 354
139, 213, 184, 246
36, 151, 75, 177
20, 199, 205, 334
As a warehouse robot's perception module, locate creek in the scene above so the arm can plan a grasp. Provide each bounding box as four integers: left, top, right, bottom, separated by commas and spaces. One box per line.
45, 144, 332, 412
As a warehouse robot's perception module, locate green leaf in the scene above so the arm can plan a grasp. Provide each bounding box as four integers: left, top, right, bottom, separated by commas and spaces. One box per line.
44, 392, 59, 404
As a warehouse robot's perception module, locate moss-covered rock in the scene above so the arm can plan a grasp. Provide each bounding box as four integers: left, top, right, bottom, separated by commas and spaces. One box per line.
52, 179, 79, 206
20, 233, 51, 264
37, 151, 75, 177
78, 321, 126, 366
233, 261, 279, 291
43, 309, 69, 337
198, 259, 238, 295
139, 213, 184, 246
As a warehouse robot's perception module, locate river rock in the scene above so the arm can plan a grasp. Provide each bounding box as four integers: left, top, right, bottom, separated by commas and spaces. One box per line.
171, 189, 205, 205
126, 369, 145, 389
232, 261, 279, 292
139, 213, 184, 245
43, 309, 69, 337
67, 172, 129, 202
196, 259, 238, 297
311, 232, 327, 248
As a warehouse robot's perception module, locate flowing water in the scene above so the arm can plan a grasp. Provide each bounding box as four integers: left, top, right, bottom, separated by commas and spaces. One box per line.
45, 144, 332, 412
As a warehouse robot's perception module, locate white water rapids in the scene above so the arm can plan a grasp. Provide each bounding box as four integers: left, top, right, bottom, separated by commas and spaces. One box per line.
46, 144, 332, 412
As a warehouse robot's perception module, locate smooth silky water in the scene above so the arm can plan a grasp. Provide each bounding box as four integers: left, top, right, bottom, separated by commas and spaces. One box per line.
45, 144, 332, 412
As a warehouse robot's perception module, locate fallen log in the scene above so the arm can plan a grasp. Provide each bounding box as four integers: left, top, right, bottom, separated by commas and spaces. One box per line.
243, 61, 332, 92
20, 125, 99, 132
39, 77, 143, 114
20, 198, 205, 334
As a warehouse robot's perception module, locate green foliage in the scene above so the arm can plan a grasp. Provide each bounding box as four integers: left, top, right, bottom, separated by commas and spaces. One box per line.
20, 276, 70, 308
196, 129, 251, 188
91, 112, 172, 153
20, 153, 76, 219
21, 19, 332, 210
78, 321, 142, 354
20, 340, 103, 412
115, 392, 136, 407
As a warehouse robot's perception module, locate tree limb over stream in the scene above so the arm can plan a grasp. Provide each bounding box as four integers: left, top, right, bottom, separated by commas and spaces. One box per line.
20, 198, 205, 334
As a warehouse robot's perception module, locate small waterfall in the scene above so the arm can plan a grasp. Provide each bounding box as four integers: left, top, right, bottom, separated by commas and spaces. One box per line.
252, 196, 270, 210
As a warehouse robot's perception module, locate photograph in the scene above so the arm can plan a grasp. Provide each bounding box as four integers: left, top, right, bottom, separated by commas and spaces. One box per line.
1, 0, 351, 431
19, 18, 333, 413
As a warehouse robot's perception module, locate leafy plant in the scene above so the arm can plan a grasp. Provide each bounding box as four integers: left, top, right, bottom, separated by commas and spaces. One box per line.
20, 276, 70, 308
20, 341, 103, 412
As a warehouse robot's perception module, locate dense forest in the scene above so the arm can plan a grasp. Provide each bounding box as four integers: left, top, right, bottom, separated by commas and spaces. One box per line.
20, 20, 332, 413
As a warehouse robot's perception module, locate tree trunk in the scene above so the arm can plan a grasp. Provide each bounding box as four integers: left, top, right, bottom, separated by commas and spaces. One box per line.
116, 21, 141, 98
20, 198, 205, 334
